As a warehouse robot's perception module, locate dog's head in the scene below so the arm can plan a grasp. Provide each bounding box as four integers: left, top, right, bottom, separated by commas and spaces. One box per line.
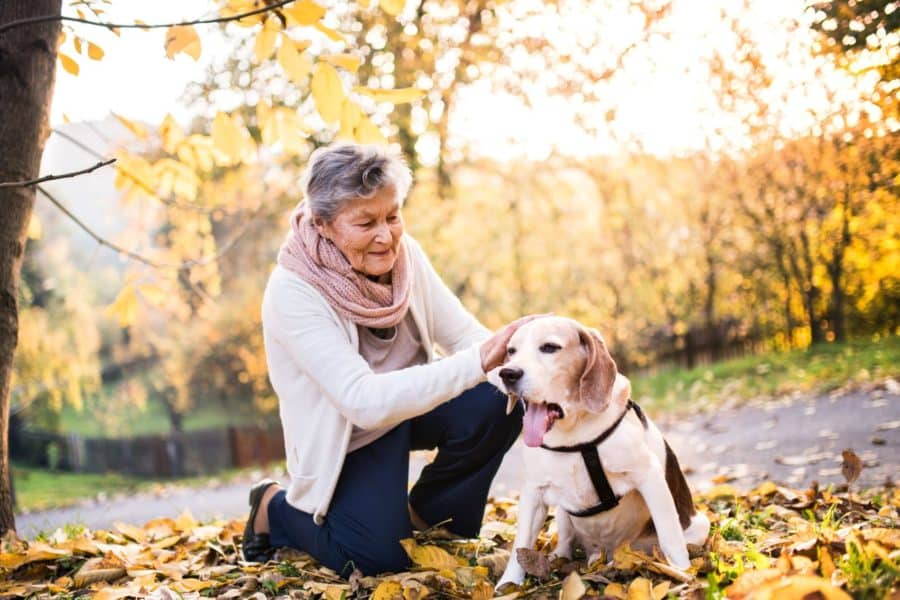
498, 316, 619, 447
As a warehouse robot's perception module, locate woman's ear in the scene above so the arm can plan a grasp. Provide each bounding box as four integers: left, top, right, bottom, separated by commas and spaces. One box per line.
577, 327, 618, 413
312, 216, 330, 240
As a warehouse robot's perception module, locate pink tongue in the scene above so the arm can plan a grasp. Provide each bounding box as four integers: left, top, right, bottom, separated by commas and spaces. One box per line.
523, 402, 550, 447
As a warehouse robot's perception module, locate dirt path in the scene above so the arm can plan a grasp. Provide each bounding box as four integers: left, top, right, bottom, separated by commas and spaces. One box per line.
15, 388, 898, 539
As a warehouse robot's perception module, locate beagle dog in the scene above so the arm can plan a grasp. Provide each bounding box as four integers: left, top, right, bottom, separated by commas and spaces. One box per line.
494, 317, 709, 588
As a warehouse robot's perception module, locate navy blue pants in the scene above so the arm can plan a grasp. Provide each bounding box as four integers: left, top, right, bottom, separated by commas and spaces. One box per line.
267, 382, 523, 576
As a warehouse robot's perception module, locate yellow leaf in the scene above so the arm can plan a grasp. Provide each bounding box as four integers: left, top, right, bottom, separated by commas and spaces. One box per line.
27, 213, 42, 240
87, 41, 104, 60
59, 53, 79, 75
626, 577, 651, 600
160, 114, 185, 154
105, 287, 139, 328
559, 572, 586, 600
174, 510, 198, 533
380, 0, 406, 16
113, 112, 147, 139
311, 62, 345, 125
277, 36, 313, 85
399, 538, 460, 570
322, 53, 361, 72
750, 575, 853, 600
171, 579, 216, 593
354, 115, 387, 144
354, 86, 425, 104
313, 21, 346, 43
113, 521, 146, 543
74, 37, 83, 54
254, 18, 279, 63
705, 484, 738, 499
372, 580, 402, 600
284, 0, 326, 25
651, 581, 670, 600
165, 25, 201, 60
211, 111, 253, 166
137, 284, 169, 307
339, 99, 362, 140
0, 543, 69, 570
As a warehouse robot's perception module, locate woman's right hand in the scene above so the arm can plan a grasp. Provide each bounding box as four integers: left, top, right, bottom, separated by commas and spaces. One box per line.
479, 314, 550, 373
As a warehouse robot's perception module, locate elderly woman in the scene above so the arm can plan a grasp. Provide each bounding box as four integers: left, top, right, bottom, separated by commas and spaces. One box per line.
243, 142, 529, 576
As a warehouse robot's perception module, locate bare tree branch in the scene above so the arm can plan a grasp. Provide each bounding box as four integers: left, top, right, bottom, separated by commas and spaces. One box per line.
0, 0, 295, 35
0, 158, 115, 188
36, 184, 168, 268
51, 127, 214, 214
36, 184, 277, 271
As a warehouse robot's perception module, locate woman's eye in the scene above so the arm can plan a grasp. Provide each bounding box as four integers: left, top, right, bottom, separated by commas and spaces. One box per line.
539, 343, 561, 354
357, 221, 374, 228
388, 214, 400, 222
507, 347, 517, 356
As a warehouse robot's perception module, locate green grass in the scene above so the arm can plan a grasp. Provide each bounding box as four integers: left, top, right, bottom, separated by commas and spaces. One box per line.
12, 461, 285, 513
631, 335, 900, 413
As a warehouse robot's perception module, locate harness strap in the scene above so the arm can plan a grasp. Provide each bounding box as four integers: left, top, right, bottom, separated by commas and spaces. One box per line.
540, 400, 646, 518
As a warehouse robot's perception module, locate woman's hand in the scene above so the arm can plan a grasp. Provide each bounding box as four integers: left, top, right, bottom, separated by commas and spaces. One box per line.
480, 314, 550, 373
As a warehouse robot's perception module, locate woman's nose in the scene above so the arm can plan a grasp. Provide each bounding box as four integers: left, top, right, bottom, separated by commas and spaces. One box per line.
374, 223, 391, 244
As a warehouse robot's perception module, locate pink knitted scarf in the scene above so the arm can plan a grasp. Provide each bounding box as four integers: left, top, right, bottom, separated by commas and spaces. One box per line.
277, 204, 412, 328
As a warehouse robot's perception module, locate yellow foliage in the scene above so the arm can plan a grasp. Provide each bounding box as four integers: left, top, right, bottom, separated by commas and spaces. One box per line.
399, 539, 462, 570
253, 17, 279, 63
211, 112, 256, 167
323, 53, 362, 72
105, 285, 139, 328
87, 41, 104, 60
380, 0, 406, 17
59, 52, 79, 75
164, 25, 201, 60
284, 0, 327, 25
277, 36, 314, 85
113, 112, 148, 139
354, 114, 387, 144
312, 62, 346, 125
27, 213, 42, 240
159, 114, 185, 154
354, 86, 426, 103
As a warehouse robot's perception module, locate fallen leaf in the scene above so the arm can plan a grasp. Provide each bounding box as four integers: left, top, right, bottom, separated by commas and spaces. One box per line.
841, 449, 862, 486
515, 547, 550, 579
559, 571, 586, 600
399, 539, 460, 570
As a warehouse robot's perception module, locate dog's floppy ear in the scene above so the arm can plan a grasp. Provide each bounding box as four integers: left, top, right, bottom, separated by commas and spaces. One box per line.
577, 327, 618, 413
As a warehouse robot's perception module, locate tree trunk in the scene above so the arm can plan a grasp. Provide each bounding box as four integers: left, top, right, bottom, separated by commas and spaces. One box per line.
0, 0, 61, 535
827, 185, 851, 343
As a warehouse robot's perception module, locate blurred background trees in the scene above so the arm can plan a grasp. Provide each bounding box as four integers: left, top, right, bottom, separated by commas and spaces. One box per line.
9, 0, 898, 444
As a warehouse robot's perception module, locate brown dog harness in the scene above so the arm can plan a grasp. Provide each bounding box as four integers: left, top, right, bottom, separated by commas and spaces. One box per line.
540, 400, 647, 518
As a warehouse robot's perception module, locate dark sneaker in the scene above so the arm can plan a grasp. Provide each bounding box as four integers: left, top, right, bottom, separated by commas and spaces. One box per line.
241, 479, 279, 562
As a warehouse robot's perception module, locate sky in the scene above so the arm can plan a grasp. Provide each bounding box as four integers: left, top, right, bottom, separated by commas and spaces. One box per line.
48, 0, 876, 161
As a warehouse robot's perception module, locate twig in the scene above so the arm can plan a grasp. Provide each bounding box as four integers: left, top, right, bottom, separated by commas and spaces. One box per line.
0, 0, 296, 35
36, 185, 278, 271
51, 127, 214, 214
0, 158, 116, 188
37, 184, 168, 268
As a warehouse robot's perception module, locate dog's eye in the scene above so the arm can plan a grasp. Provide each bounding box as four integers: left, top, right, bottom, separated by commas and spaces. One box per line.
539, 343, 562, 354
507, 347, 517, 356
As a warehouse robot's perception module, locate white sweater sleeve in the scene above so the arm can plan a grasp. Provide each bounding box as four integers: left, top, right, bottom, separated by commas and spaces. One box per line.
407, 237, 492, 354
263, 271, 486, 431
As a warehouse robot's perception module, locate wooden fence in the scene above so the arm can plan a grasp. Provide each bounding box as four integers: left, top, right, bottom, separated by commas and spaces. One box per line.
9, 423, 285, 478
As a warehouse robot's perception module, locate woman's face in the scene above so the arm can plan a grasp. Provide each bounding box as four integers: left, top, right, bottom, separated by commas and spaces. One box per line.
315, 184, 405, 278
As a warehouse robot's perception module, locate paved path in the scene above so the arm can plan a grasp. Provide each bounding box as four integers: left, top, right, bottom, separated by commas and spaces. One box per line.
15, 388, 898, 539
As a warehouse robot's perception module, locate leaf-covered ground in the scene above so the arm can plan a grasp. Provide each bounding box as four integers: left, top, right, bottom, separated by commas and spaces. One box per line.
2, 482, 897, 600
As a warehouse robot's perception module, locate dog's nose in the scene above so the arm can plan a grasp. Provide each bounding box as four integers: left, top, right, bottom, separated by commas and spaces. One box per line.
499, 367, 524, 386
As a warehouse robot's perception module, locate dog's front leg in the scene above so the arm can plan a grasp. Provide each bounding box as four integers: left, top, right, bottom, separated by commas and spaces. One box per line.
496, 488, 548, 589
636, 466, 690, 570
551, 509, 575, 561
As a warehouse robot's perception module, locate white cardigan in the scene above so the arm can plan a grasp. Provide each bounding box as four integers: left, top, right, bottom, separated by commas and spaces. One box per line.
261, 236, 491, 524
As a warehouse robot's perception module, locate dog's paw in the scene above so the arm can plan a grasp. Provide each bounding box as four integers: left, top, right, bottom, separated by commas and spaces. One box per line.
495, 565, 526, 591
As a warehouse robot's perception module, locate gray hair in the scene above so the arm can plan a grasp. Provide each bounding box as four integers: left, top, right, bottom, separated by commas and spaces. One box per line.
302, 143, 413, 222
